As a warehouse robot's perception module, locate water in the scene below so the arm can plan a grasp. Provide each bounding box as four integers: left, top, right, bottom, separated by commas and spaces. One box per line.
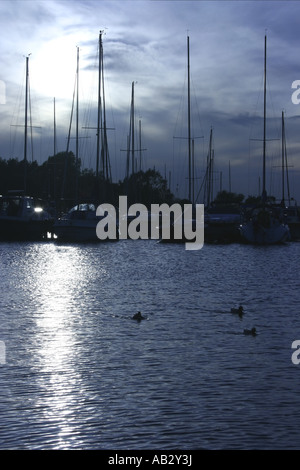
0, 239, 300, 449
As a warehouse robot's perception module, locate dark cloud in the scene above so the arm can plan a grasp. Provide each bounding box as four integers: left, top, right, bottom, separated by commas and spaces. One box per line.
0, 0, 300, 202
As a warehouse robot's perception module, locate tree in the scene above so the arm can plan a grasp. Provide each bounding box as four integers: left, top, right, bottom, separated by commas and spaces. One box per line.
120, 169, 174, 207
213, 190, 244, 205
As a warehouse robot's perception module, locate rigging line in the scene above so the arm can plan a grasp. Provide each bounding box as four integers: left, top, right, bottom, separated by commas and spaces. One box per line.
10, 64, 26, 158
28, 76, 34, 163
61, 69, 77, 199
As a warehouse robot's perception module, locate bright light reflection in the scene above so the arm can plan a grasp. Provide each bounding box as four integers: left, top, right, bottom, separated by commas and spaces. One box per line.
30, 244, 90, 446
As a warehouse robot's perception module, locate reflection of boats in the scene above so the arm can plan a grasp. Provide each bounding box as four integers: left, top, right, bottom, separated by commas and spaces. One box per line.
239, 36, 290, 244
53, 203, 115, 242
205, 204, 241, 243
0, 191, 53, 241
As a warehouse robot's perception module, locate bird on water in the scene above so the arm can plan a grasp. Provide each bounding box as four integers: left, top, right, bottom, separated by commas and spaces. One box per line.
132, 311, 145, 321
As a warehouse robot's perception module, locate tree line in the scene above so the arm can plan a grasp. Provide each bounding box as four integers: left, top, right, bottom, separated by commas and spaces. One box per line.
0, 151, 263, 213
0, 151, 174, 213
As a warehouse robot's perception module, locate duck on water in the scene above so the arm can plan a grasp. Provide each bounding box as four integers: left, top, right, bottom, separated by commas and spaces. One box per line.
244, 327, 257, 336
231, 306, 244, 317
132, 311, 146, 321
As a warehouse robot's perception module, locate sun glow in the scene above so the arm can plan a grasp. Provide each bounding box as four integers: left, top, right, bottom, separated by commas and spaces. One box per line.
31, 33, 93, 102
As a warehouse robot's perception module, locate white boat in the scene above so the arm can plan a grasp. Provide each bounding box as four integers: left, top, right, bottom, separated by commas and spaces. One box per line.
285, 204, 300, 241
240, 35, 290, 245
240, 204, 290, 244
53, 203, 111, 242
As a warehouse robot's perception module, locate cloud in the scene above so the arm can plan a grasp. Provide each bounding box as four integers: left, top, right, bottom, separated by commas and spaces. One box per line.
0, 0, 300, 203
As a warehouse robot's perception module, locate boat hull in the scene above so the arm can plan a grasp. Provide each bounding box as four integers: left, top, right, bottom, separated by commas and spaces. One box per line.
239, 220, 290, 244
53, 203, 119, 243
0, 217, 53, 241
53, 219, 100, 242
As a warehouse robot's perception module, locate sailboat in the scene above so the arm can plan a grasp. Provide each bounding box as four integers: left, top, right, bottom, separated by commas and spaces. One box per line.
279, 111, 300, 240
239, 36, 290, 244
53, 35, 117, 242
161, 35, 200, 244
203, 130, 241, 243
0, 55, 54, 241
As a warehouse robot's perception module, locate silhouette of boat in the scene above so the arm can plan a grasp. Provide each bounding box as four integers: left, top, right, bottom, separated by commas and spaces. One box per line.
0, 190, 53, 241
0, 56, 53, 241
239, 36, 290, 244
53, 203, 116, 242
205, 204, 241, 243
53, 35, 118, 243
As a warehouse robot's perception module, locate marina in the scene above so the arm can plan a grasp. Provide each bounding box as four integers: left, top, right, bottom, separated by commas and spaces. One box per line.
1, 0, 300, 453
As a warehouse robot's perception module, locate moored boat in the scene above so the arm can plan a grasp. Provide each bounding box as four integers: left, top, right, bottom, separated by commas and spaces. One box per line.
205, 204, 241, 243
0, 191, 53, 241
239, 35, 290, 245
53, 203, 114, 242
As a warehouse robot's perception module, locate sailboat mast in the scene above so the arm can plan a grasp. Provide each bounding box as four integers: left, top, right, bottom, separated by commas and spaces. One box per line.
131, 81, 135, 175
53, 97, 57, 199
139, 119, 142, 172
187, 35, 191, 202
76, 47, 79, 165
281, 110, 285, 204
53, 98, 56, 156
24, 55, 30, 192
96, 31, 102, 178
75, 46, 79, 202
263, 34, 267, 200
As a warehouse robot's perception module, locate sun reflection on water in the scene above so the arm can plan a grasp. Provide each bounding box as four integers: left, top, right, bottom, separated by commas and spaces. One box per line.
26, 243, 97, 447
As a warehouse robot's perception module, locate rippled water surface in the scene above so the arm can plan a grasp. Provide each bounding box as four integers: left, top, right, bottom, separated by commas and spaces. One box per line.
0, 239, 300, 449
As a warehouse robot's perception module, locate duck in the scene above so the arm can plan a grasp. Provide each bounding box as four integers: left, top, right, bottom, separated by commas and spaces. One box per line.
132, 311, 145, 321
243, 327, 257, 336
231, 305, 244, 317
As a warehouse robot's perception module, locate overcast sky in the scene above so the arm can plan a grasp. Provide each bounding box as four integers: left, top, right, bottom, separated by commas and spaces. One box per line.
1, 0, 300, 203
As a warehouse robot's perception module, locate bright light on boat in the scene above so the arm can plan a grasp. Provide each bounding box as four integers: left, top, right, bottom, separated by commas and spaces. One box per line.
34, 207, 43, 213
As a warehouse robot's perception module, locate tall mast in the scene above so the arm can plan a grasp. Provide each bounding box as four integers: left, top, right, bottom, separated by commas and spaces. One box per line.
139, 119, 142, 172
53, 97, 56, 157
95, 30, 111, 182
281, 110, 285, 204
281, 110, 291, 205
75, 46, 79, 202
131, 81, 135, 175
187, 35, 191, 202
53, 97, 57, 199
207, 127, 213, 207
24, 54, 30, 192
96, 31, 102, 178
262, 34, 267, 201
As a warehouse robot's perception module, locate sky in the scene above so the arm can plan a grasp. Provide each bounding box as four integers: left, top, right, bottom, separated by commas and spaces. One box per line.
1, 0, 300, 203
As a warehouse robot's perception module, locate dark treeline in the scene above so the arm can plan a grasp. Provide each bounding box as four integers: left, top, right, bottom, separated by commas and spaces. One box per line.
0, 151, 264, 213
0, 151, 175, 213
